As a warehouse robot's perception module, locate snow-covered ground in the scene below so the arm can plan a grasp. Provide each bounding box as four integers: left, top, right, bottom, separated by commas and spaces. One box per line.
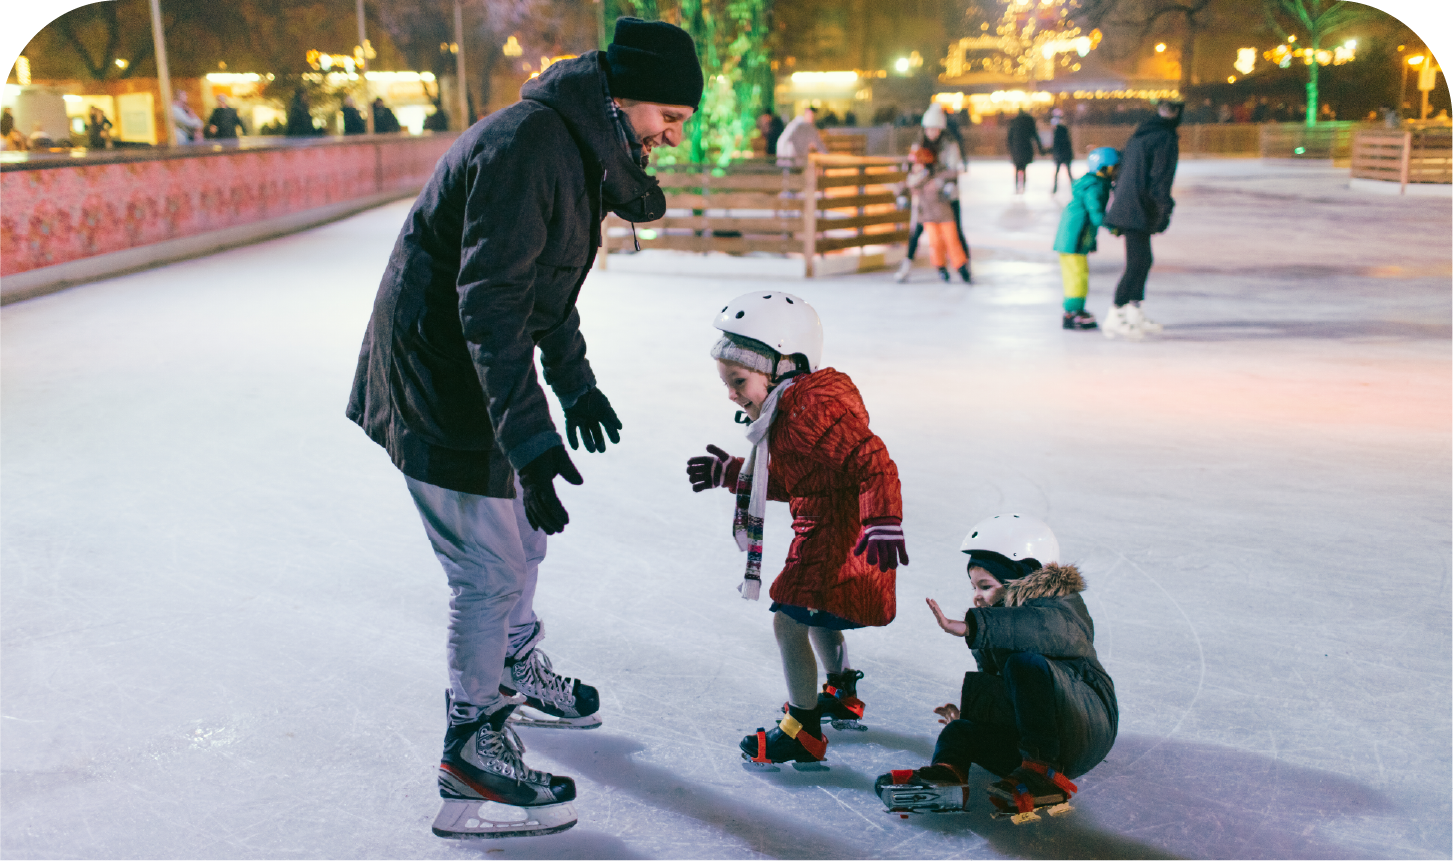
3, 159, 1449, 860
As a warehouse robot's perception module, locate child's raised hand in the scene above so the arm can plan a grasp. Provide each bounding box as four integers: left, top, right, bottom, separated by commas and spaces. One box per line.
926, 598, 967, 637
933, 703, 961, 724
685, 445, 732, 492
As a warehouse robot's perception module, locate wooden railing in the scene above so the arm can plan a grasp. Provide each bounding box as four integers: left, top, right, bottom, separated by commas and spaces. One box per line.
1259, 122, 1367, 159
603, 154, 910, 277
1351, 127, 1453, 192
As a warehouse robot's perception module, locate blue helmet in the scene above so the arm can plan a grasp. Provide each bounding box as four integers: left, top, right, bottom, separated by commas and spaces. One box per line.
1087, 147, 1120, 173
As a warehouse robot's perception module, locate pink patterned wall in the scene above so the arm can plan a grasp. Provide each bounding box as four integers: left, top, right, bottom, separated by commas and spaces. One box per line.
1, 135, 455, 277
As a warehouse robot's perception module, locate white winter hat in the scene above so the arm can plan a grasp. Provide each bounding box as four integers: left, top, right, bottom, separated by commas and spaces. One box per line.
921, 103, 947, 129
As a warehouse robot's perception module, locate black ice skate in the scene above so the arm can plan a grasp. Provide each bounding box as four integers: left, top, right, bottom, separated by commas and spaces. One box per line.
875, 763, 971, 817
500, 647, 601, 730
1062, 309, 1098, 330
433, 694, 577, 839
741, 707, 828, 772
817, 669, 867, 731
987, 760, 1077, 824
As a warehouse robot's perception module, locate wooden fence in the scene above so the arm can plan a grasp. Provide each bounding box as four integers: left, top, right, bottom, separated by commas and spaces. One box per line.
603, 154, 909, 277
1259, 122, 1367, 159
1351, 127, 1453, 192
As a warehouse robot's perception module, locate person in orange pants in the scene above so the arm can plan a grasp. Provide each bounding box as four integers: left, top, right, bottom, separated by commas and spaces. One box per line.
907, 144, 970, 282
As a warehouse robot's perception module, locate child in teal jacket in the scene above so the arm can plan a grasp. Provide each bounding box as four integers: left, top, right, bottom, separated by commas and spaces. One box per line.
1053, 147, 1119, 331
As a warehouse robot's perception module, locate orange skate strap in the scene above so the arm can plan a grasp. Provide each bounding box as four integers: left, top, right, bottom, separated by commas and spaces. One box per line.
779, 715, 827, 760
751, 729, 771, 763
1024, 761, 1078, 795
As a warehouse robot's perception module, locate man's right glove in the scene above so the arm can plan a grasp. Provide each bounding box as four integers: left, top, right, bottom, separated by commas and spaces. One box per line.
518, 446, 584, 535
686, 445, 733, 492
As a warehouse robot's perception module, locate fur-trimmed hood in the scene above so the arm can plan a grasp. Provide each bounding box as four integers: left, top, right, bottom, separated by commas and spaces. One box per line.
1002, 563, 1085, 607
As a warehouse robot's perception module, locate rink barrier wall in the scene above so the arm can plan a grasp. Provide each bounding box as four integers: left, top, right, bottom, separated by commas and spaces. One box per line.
602, 154, 910, 278
1350, 127, 1453, 193
0, 134, 458, 304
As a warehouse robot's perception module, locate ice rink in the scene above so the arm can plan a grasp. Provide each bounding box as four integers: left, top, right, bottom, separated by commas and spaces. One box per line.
3, 159, 1449, 860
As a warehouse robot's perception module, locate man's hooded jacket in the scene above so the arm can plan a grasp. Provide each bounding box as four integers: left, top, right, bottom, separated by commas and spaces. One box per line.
347, 53, 664, 497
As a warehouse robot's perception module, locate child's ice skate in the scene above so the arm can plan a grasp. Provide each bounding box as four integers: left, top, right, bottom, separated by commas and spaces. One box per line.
741, 706, 829, 772
1062, 309, 1098, 330
875, 763, 970, 817
987, 760, 1077, 824
500, 645, 601, 730
433, 694, 577, 839
818, 669, 867, 731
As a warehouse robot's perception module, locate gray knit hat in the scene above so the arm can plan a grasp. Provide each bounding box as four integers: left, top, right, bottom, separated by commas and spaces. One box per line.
710, 334, 796, 379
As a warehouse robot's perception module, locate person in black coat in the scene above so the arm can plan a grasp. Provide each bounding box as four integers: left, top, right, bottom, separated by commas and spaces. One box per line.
340, 96, 367, 135
1006, 109, 1044, 194
285, 88, 319, 136
1050, 109, 1074, 192
205, 95, 246, 138
346, 18, 702, 827
1102, 100, 1182, 339
371, 97, 401, 133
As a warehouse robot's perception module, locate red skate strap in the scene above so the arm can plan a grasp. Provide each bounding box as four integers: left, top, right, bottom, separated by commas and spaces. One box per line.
796, 729, 827, 761
1024, 761, 1078, 795
1013, 784, 1034, 814
842, 696, 865, 718
890, 769, 914, 784
752, 729, 770, 763
824, 685, 839, 697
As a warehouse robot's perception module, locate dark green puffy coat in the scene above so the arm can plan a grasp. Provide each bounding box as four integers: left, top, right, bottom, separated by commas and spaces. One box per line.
962, 563, 1118, 779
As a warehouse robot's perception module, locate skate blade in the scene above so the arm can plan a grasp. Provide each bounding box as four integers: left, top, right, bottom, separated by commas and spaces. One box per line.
507, 706, 601, 730
431, 799, 576, 839
990, 802, 1073, 825
828, 718, 867, 732
741, 758, 781, 773
880, 784, 970, 815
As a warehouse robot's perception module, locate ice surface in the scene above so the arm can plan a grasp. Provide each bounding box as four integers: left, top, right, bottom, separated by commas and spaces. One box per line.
2, 160, 1449, 859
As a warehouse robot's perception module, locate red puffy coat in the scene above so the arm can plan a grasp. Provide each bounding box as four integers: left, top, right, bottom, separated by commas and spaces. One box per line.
722, 368, 901, 627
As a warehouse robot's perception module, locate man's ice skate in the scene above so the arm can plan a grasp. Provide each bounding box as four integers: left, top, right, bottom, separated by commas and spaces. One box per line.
874, 764, 971, 817
818, 669, 867, 731
740, 708, 829, 772
987, 760, 1077, 825
500, 645, 601, 730
433, 695, 577, 839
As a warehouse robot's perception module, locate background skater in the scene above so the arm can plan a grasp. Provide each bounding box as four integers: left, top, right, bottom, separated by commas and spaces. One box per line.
876, 514, 1116, 821
1103, 99, 1183, 339
346, 18, 701, 838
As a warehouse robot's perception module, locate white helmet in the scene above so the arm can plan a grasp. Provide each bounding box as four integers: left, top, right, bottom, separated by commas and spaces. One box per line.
921, 103, 947, 129
959, 513, 1059, 566
713, 291, 823, 372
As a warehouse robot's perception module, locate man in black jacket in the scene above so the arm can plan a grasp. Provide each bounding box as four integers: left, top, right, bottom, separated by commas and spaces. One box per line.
346, 18, 701, 836
1103, 99, 1182, 339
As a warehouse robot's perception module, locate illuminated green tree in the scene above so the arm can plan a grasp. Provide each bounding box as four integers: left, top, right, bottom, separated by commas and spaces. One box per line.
1263, 0, 1364, 126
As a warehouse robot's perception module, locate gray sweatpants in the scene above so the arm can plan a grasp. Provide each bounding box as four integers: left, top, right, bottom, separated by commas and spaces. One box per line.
406, 476, 543, 716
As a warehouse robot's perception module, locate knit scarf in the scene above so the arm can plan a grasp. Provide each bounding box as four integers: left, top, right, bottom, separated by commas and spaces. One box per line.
732, 378, 795, 600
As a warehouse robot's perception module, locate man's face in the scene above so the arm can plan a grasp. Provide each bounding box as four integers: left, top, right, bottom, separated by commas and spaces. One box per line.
614, 99, 695, 160
216, 95, 228, 108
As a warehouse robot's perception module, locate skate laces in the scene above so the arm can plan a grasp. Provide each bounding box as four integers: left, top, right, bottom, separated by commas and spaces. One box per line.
476, 722, 550, 786
513, 649, 574, 707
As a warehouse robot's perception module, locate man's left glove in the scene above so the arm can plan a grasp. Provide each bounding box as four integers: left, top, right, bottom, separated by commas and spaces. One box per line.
564, 387, 623, 453
853, 516, 909, 572
518, 446, 584, 535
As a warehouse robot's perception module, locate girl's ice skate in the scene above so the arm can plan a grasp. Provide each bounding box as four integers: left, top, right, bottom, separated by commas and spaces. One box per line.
875, 764, 971, 817
500, 646, 601, 730
740, 708, 829, 771
817, 669, 867, 731
987, 760, 1077, 824
434, 695, 577, 839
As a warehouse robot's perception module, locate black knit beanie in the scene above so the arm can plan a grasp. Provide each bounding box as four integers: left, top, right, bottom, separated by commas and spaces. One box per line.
606, 17, 704, 109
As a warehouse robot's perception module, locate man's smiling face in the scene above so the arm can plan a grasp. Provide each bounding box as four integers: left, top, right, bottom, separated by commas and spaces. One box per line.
614, 99, 696, 160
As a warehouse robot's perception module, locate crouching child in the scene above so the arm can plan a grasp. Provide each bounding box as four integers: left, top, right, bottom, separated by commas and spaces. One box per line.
875, 513, 1117, 821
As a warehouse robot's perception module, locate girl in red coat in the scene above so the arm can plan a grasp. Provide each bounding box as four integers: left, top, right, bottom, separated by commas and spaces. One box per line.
685, 291, 908, 767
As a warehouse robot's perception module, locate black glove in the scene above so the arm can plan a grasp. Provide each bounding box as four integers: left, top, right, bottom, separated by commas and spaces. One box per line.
518, 446, 583, 535
564, 387, 622, 453
686, 444, 733, 492
1108, 226, 1122, 237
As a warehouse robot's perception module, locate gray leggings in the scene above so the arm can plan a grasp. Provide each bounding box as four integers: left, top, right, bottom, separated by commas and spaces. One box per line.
774, 612, 850, 708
